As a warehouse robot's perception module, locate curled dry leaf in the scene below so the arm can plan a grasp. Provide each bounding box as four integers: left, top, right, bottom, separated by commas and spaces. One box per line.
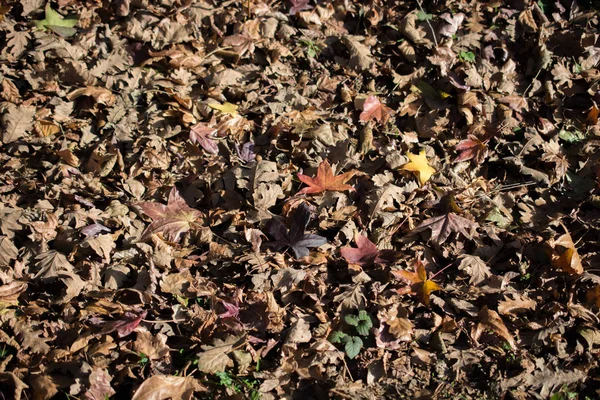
547, 224, 583, 275
472, 306, 516, 350
66, 86, 116, 106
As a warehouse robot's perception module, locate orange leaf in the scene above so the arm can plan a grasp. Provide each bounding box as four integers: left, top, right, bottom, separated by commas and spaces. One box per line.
392, 258, 441, 306
359, 96, 393, 124
547, 223, 583, 275
297, 160, 356, 195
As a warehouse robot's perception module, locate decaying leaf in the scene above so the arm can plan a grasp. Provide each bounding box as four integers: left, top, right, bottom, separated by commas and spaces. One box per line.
392, 258, 441, 306
297, 159, 356, 195
401, 150, 436, 185
472, 306, 516, 350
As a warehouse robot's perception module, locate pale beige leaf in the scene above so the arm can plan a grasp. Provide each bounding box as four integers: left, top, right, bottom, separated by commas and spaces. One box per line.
131, 375, 206, 400
341, 35, 374, 71
196, 335, 246, 373
1, 104, 36, 143
458, 255, 491, 285
498, 295, 536, 316
0, 236, 18, 267
473, 306, 515, 349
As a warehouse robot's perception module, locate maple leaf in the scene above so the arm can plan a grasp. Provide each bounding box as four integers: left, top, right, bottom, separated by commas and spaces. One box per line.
289, 0, 312, 15
392, 258, 441, 306
401, 150, 436, 186
341, 233, 398, 267
297, 159, 356, 195
190, 123, 219, 154
359, 96, 393, 124
412, 212, 478, 244
455, 135, 489, 163
266, 203, 327, 258
136, 188, 203, 242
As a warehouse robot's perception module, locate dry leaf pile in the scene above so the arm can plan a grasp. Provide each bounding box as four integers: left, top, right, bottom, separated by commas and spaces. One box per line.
1, 0, 600, 398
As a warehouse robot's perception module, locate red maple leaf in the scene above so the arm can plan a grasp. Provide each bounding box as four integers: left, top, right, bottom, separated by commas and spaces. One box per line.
341, 234, 398, 266
455, 135, 489, 163
297, 160, 356, 195
136, 188, 203, 242
359, 96, 393, 124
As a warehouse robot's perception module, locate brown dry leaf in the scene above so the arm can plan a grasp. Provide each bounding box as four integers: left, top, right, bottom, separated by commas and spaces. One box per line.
34, 120, 61, 137
0, 236, 18, 267
498, 295, 537, 316
341, 35, 375, 71
518, 9, 538, 33
472, 306, 516, 350
85, 368, 115, 400
458, 255, 491, 285
196, 335, 246, 373
1, 104, 36, 143
67, 86, 116, 106
455, 135, 489, 163
131, 375, 206, 400
547, 224, 583, 275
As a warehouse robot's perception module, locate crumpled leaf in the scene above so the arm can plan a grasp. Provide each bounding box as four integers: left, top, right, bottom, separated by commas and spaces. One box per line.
266, 202, 327, 258
136, 188, 203, 242
359, 96, 393, 124
401, 150, 436, 185
472, 306, 516, 350
392, 258, 441, 306
340, 233, 398, 267
297, 159, 356, 195
413, 212, 478, 244
547, 224, 583, 275
131, 375, 206, 400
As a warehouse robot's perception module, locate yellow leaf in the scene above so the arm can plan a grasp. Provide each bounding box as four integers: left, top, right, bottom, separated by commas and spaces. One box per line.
208, 102, 238, 116
401, 150, 436, 185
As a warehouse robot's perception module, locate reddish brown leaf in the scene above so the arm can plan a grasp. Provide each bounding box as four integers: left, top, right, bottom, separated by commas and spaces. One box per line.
412, 212, 478, 244
136, 188, 203, 242
190, 123, 219, 154
359, 95, 393, 124
455, 135, 489, 163
297, 160, 356, 195
340, 233, 398, 266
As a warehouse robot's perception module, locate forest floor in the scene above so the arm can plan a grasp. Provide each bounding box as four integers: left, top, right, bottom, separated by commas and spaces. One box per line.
1, 0, 600, 399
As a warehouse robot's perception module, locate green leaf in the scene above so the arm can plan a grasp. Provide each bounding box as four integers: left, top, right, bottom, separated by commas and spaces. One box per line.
358, 310, 370, 321
34, 4, 78, 37
344, 336, 363, 359
356, 320, 373, 337
459, 51, 476, 63
558, 129, 584, 143
417, 10, 432, 21
329, 331, 347, 344
344, 314, 359, 326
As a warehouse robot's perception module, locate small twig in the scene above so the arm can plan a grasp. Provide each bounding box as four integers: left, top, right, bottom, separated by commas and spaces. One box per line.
416, 0, 438, 48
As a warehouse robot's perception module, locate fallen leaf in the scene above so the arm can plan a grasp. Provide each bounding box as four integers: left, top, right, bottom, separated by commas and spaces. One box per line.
458, 255, 491, 285
359, 96, 393, 124
190, 123, 219, 154
412, 212, 478, 244
392, 258, 441, 306
208, 102, 238, 116
472, 306, 516, 350
131, 375, 206, 400
401, 150, 436, 185
266, 202, 327, 258
136, 188, 203, 242
67, 86, 116, 106
297, 159, 356, 195
341, 35, 375, 71
455, 135, 489, 163
547, 224, 583, 275
340, 233, 398, 267
289, 0, 312, 15
1, 104, 35, 143
34, 3, 78, 37
196, 335, 246, 373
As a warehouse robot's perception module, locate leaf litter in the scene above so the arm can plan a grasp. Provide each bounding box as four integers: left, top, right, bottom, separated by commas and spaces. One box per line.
0, 0, 599, 399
